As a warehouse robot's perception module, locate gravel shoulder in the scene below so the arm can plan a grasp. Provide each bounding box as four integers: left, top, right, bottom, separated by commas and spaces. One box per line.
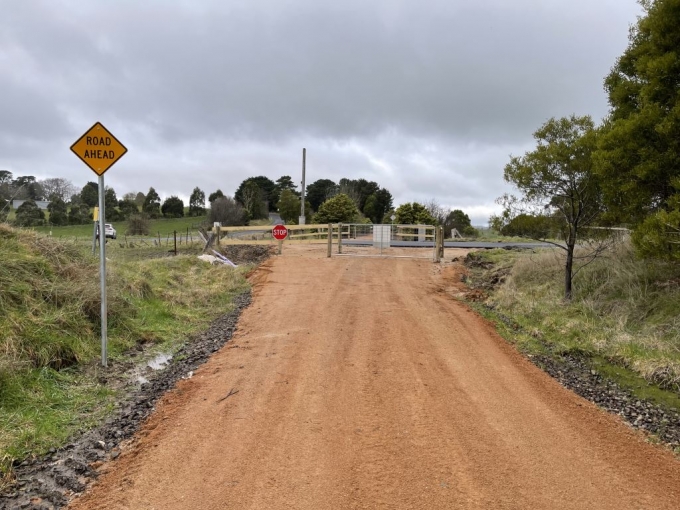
64, 246, 680, 510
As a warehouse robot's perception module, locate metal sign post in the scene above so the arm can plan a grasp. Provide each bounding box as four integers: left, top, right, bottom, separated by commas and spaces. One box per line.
299, 148, 306, 225
98, 175, 108, 365
70, 122, 127, 367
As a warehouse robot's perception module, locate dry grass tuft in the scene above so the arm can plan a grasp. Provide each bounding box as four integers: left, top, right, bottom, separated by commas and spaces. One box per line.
487, 240, 680, 391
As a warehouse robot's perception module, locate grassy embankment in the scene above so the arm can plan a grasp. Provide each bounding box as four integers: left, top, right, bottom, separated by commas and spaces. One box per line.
0, 224, 250, 485
465, 242, 680, 410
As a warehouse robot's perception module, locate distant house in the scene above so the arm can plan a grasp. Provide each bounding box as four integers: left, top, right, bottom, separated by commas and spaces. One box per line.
12, 200, 50, 210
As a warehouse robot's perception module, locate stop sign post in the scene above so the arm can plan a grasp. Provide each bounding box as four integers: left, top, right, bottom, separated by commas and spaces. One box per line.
272, 224, 288, 240
272, 224, 288, 254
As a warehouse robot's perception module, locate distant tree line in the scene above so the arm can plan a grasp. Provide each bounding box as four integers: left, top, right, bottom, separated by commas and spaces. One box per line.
0, 169, 481, 242
0, 173, 207, 227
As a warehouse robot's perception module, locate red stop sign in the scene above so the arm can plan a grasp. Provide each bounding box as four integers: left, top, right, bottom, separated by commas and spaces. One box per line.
272, 224, 288, 240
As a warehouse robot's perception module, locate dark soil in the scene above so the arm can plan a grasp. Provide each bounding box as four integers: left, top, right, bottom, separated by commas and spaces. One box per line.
0, 293, 251, 510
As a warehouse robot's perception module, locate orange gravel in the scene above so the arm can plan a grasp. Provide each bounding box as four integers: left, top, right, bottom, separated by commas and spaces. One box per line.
69, 246, 680, 510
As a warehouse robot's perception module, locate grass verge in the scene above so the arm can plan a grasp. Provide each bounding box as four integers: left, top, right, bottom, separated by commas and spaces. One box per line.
0, 224, 250, 484
464, 242, 680, 409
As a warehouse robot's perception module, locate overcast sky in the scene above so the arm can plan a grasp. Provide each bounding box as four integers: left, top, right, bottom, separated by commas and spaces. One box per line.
1, 0, 641, 224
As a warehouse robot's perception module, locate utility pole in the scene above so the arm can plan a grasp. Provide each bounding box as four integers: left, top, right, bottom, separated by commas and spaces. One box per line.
299, 148, 306, 225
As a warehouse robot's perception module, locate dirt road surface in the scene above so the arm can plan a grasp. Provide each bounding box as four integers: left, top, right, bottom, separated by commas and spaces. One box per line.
69, 247, 680, 510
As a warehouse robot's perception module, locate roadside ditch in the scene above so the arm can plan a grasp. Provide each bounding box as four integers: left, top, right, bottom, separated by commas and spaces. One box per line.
1, 293, 251, 510
1, 243, 274, 510
459, 250, 680, 453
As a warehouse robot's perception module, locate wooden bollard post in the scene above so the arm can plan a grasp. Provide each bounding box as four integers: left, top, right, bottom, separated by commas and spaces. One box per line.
439, 226, 445, 259
338, 222, 343, 254
327, 223, 332, 258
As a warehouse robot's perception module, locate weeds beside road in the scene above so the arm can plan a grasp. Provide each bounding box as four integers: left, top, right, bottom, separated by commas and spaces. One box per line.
0, 224, 250, 485
463, 242, 680, 409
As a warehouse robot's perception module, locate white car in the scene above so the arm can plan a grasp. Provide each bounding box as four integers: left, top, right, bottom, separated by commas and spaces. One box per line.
105, 224, 117, 239
97, 223, 117, 239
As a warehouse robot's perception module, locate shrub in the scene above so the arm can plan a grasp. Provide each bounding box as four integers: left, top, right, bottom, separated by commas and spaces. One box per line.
127, 213, 151, 235
208, 196, 248, 226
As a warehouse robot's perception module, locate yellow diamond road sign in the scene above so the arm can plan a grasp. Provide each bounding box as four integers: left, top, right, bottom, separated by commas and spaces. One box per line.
70, 122, 127, 176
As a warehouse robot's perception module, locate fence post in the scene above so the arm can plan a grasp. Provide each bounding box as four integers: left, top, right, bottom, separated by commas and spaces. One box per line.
338, 223, 343, 254
174, 230, 177, 255
434, 226, 441, 263
327, 223, 332, 258
439, 226, 445, 259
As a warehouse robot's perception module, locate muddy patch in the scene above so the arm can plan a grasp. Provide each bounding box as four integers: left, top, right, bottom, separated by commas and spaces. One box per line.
0, 293, 251, 510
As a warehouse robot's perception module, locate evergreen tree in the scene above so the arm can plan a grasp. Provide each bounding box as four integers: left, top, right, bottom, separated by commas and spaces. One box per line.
596, 0, 680, 257
143, 187, 161, 218
189, 187, 206, 216
161, 196, 185, 218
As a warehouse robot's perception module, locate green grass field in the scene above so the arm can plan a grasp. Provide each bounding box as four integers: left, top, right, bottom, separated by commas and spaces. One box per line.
33, 215, 208, 239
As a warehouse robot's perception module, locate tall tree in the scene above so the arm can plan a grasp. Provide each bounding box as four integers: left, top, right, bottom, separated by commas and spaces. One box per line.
306, 179, 337, 211
0, 170, 12, 185
189, 187, 206, 216
40, 178, 76, 202
80, 182, 99, 208
208, 196, 247, 226
444, 209, 477, 237
277, 189, 304, 224
68, 203, 92, 225
338, 178, 380, 212
14, 200, 45, 227
596, 0, 680, 255
161, 196, 185, 218
143, 187, 161, 218
118, 198, 139, 219
238, 181, 266, 220
104, 187, 122, 221
495, 115, 603, 300
235, 176, 277, 211
314, 194, 359, 224
424, 199, 446, 225
208, 189, 224, 203
11, 176, 43, 201
394, 202, 437, 225
134, 192, 146, 208
363, 195, 381, 224
275, 175, 297, 195
0, 170, 13, 201
47, 197, 68, 226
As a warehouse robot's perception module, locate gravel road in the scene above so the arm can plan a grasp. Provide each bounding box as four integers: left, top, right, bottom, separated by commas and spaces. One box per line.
68, 246, 680, 510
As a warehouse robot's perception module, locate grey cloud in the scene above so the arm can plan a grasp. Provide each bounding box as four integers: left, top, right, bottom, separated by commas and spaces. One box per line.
0, 0, 642, 224
3, 0, 639, 143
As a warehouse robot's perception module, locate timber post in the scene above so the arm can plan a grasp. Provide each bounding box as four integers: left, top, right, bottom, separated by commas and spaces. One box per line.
327, 223, 332, 258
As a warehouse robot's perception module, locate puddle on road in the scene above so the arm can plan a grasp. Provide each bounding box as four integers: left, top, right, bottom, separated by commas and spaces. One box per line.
147, 353, 173, 370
